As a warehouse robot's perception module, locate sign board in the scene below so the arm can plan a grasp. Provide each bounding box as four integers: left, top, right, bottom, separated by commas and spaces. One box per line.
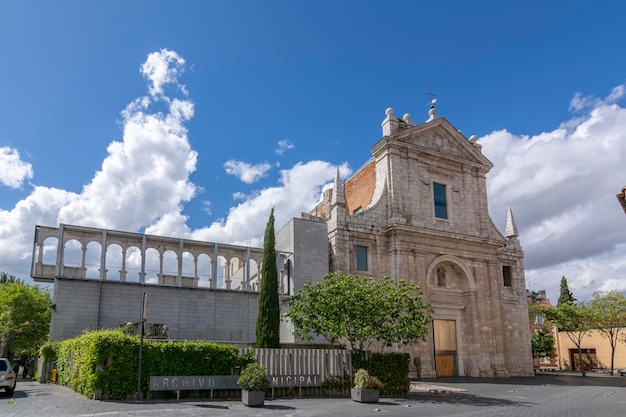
150, 375, 240, 391
150, 374, 321, 391
269, 375, 320, 388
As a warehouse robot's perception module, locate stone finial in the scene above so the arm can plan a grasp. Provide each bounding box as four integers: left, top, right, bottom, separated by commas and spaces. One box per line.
426, 105, 436, 123
382, 107, 399, 136
331, 167, 345, 206
403, 113, 411, 122
505, 206, 519, 238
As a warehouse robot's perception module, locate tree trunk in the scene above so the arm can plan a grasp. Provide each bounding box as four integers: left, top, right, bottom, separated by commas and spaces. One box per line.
577, 346, 586, 377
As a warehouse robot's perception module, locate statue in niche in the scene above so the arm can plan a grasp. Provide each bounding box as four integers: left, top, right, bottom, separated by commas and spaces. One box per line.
436, 266, 446, 287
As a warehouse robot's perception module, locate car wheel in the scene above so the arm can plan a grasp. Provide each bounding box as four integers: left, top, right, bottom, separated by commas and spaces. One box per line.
6, 382, 16, 396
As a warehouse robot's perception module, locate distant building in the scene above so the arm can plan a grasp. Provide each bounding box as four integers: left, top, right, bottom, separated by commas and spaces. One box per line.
32, 104, 534, 378
527, 290, 559, 371
557, 329, 626, 372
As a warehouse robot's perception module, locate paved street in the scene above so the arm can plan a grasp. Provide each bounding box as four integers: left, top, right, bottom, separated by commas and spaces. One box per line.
0, 374, 624, 416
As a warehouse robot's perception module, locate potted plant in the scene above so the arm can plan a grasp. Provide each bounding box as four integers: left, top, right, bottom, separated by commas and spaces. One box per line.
237, 362, 270, 407
351, 368, 384, 403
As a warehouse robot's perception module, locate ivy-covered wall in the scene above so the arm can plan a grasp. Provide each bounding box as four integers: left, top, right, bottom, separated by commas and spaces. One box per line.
41, 329, 251, 400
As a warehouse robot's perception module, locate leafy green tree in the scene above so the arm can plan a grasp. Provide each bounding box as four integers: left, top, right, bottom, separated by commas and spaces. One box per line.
531, 328, 555, 360
256, 208, 280, 348
527, 301, 545, 325
285, 272, 433, 351
557, 276, 576, 306
587, 290, 626, 375
0, 277, 52, 360
0, 271, 22, 284
544, 301, 591, 376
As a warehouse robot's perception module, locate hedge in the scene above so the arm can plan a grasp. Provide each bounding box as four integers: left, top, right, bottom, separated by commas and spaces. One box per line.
352, 350, 411, 395
40, 329, 252, 400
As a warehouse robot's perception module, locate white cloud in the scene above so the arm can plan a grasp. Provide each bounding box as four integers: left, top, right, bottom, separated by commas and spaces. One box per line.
480, 83, 626, 302
223, 160, 272, 184
0, 146, 33, 188
141, 48, 187, 98
0, 186, 78, 278
191, 161, 352, 246
275, 139, 294, 155
57, 49, 197, 232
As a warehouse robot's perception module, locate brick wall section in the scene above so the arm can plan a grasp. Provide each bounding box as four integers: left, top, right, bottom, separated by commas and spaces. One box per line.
344, 160, 375, 215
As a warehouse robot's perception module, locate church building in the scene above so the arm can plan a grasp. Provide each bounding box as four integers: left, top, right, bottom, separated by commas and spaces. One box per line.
306, 105, 533, 377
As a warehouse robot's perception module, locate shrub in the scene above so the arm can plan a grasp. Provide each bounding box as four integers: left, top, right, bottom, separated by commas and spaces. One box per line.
353, 368, 384, 390
237, 362, 270, 391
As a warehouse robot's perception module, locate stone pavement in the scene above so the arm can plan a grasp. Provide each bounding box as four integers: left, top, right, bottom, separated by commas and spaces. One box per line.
0, 374, 624, 416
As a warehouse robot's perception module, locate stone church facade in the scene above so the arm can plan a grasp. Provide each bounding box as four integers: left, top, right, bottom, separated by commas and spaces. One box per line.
31, 105, 533, 378
311, 106, 533, 377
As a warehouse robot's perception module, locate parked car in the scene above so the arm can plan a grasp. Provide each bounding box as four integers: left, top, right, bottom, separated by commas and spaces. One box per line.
0, 358, 17, 395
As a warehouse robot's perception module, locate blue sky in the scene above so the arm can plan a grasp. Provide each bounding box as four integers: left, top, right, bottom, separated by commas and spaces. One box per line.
1, 0, 626, 302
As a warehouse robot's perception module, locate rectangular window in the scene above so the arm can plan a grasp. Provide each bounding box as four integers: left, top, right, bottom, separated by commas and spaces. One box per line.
539, 355, 550, 364
356, 245, 368, 271
502, 265, 512, 287
433, 183, 448, 219
535, 314, 545, 325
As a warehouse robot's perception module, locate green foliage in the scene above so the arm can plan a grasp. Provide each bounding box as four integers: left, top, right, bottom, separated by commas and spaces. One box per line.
237, 362, 270, 391
531, 328, 555, 358
544, 301, 592, 376
285, 272, 433, 351
557, 276, 576, 306
0, 277, 51, 359
256, 208, 280, 348
320, 371, 352, 394
587, 290, 626, 375
351, 351, 410, 394
0, 272, 22, 284
353, 368, 383, 390
43, 329, 250, 399
40, 341, 59, 363
368, 352, 410, 395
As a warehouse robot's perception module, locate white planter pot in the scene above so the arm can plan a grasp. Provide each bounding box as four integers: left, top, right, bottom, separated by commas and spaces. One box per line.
242, 389, 265, 407
351, 388, 379, 403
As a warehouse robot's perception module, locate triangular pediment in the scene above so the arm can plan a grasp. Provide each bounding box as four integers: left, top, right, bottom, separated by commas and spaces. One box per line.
382, 117, 492, 169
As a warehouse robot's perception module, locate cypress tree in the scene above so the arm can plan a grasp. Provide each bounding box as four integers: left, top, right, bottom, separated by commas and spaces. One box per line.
256, 208, 280, 348
557, 276, 576, 306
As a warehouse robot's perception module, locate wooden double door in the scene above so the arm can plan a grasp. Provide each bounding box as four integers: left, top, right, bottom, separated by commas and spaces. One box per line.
434, 319, 458, 377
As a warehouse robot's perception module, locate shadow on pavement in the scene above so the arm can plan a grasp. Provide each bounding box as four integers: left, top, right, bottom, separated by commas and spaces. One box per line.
260, 404, 297, 410
402, 391, 532, 407
418, 373, 626, 388
192, 403, 230, 410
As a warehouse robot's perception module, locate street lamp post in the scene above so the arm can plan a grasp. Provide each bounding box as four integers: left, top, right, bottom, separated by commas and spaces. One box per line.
137, 292, 148, 400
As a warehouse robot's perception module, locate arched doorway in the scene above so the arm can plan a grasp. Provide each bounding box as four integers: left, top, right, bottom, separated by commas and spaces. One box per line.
427, 255, 476, 377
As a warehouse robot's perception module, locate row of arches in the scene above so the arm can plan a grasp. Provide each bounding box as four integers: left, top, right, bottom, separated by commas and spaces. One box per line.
32, 224, 293, 293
